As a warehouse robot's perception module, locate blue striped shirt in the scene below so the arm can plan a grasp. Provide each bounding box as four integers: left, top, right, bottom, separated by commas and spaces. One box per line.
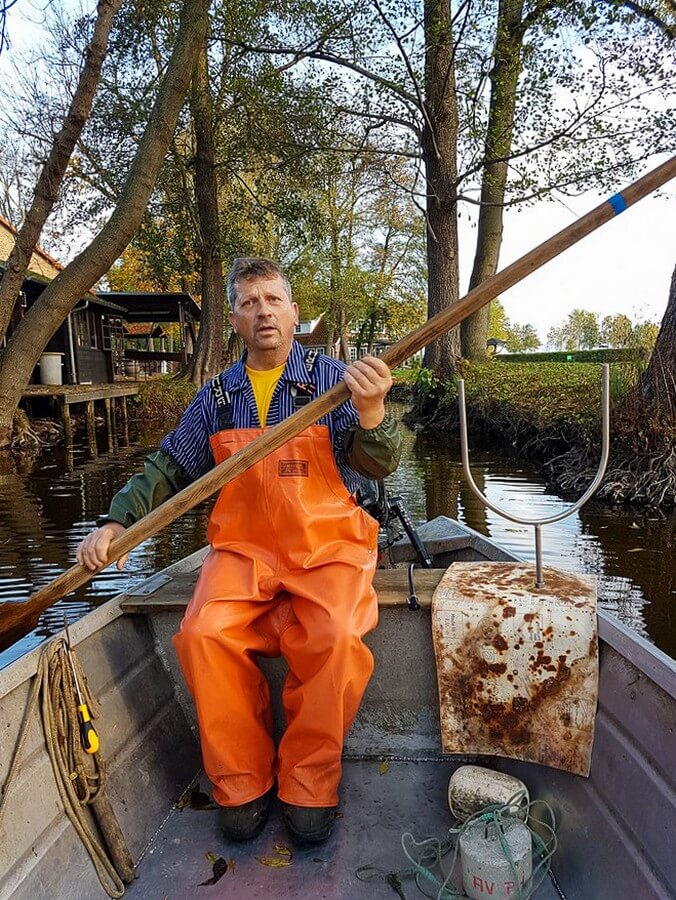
160, 341, 373, 495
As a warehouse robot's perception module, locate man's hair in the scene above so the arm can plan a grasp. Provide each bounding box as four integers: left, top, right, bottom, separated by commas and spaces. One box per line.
226, 257, 292, 310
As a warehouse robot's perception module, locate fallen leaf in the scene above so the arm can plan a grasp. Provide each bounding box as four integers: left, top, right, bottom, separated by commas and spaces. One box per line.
198, 854, 228, 886
627, 547, 644, 553
255, 856, 292, 868
256, 844, 294, 868
379, 760, 390, 775
629, 522, 640, 529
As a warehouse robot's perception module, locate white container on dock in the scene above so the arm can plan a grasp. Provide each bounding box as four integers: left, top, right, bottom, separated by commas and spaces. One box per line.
39, 352, 64, 385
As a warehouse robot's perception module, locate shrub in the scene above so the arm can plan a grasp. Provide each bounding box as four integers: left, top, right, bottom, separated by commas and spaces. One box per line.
132, 377, 198, 425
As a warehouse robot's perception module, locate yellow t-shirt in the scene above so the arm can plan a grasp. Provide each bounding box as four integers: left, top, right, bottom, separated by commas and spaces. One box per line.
245, 362, 286, 426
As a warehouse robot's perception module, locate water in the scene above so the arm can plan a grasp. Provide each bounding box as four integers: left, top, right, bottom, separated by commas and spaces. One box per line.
0, 411, 674, 670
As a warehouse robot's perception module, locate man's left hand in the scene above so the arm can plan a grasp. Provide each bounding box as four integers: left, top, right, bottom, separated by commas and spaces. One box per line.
344, 356, 393, 429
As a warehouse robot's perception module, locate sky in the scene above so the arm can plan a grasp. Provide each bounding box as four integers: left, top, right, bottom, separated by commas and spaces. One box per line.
458, 173, 675, 340
1, 1, 674, 343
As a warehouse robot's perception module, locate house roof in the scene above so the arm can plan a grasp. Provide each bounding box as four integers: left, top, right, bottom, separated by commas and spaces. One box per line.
296, 315, 331, 347
97, 291, 201, 322
0, 215, 97, 296
123, 323, 166, 337
74, 296, 127, 314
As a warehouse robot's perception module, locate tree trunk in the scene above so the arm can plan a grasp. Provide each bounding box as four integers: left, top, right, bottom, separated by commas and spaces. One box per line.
623, 263, 676, 420
0, 0, 122, 343
0, 0, 211, 447
421, 0, 460, 379
186, 42, 224, 386
338, 305, 349, 362
461, 0, 526, 359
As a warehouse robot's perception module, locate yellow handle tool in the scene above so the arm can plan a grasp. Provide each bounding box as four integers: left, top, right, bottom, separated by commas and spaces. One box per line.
63, 615, 100, 754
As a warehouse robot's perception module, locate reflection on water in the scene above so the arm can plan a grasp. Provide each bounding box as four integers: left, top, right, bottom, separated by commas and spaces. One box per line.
0, 434, 214, 669
1, 409, 674, 670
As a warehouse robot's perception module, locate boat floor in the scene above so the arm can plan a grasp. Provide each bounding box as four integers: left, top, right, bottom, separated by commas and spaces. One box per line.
125, 759, 563, 899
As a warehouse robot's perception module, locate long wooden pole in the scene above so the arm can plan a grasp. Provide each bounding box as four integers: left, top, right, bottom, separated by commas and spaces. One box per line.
1, 156, 674, 647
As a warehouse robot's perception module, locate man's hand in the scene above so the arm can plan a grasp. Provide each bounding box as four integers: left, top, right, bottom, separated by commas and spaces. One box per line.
76, 522, 128, 572
343, 356, 393, 429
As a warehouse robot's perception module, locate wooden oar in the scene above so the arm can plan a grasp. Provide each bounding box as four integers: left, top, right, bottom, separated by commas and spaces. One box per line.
1, 156, 674, 649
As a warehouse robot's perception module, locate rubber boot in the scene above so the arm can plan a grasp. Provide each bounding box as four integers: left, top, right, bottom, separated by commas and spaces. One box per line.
282, 803, 336, 843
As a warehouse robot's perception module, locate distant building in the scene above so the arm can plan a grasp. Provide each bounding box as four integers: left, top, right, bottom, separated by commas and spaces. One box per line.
98, 291, 201, 377
0, 216, 201, 383
0, 216, 126, 384
294, 313, 394, 361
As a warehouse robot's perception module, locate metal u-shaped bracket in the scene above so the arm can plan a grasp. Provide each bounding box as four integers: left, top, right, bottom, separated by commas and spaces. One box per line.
457, 364, 611, 588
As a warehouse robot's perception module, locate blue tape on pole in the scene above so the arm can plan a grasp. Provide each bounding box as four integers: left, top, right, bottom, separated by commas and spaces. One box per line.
608, 193, 627, 215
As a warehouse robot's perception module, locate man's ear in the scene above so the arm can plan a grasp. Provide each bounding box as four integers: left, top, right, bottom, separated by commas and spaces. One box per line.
228, 310, 237, 333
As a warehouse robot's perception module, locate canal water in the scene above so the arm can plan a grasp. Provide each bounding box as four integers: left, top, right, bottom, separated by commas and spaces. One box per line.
0, 407, 674, 670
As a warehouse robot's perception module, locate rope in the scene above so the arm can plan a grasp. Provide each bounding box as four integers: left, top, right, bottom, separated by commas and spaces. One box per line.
0, 638, 125, 898
356, 790, 557, 900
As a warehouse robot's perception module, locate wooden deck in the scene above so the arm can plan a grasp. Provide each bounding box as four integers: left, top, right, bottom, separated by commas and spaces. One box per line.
21, 382, 141, 454
22, 382, 140, 403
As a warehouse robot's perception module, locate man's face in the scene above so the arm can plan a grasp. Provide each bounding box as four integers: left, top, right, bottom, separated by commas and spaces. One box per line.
229, 275, 299, 356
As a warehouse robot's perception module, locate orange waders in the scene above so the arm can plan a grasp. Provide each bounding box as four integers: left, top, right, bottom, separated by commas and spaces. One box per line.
173, 424, 379, 808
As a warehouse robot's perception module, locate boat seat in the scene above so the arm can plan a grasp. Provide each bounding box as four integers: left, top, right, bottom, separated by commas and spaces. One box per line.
119, 567, 448, 614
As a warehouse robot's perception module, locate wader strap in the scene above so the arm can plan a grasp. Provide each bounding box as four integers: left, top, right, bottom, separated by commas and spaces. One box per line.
291, 349, 321, 411
210, 376, 233, 431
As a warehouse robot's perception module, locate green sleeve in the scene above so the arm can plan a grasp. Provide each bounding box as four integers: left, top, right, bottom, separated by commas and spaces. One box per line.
344, 416, 402, 479
102, 450, 193, 528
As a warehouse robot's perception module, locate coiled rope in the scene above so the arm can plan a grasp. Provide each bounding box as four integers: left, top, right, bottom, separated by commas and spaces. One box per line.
357, 790, 557, 900
0, 637, 126, 898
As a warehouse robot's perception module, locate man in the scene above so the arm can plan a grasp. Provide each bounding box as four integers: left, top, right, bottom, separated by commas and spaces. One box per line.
77, 258, 401, 845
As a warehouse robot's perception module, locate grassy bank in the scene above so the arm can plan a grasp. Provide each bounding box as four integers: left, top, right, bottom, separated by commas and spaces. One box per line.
403, 361, 610, 455
403, 360, 675, 507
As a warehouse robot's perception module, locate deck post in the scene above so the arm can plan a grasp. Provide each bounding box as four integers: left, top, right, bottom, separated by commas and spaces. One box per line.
178, 302, 188, 367
61, 400, 73, 447
120, 395, 129, 444
86, 400, 98, 457
110, 397, 118, 450
104, 398, 114, 453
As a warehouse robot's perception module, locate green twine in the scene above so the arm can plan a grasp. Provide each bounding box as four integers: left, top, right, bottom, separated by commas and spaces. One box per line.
356, 790, 557, 900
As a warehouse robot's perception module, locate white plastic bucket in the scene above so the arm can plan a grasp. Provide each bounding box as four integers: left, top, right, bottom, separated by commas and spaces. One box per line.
39, 352, 64, 385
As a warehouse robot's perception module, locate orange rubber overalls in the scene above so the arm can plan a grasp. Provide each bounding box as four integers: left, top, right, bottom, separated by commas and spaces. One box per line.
173, 422, 379, 808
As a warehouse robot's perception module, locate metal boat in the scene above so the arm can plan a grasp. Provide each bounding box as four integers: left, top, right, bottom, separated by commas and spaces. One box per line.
1, 514, 674, 899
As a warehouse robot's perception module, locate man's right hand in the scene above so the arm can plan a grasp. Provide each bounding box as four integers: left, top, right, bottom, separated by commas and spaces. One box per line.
76, 522, 128, 572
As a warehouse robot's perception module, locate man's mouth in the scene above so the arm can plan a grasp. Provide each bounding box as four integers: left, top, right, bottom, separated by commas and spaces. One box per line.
257, 326, 278, 335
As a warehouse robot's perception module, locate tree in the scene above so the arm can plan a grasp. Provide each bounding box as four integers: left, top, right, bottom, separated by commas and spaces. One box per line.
462, 0, 527, 359
488, 299, 511, 344
550, 308, 600, 349
506, 322, 540, 351
0, 0, 211, 447
229, 0, 674, 374
626, 264, 676, 416
0, 0, 123, 342
186, 41, 225, 385
600, 313, 633, 347
628, 318, 660, 349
